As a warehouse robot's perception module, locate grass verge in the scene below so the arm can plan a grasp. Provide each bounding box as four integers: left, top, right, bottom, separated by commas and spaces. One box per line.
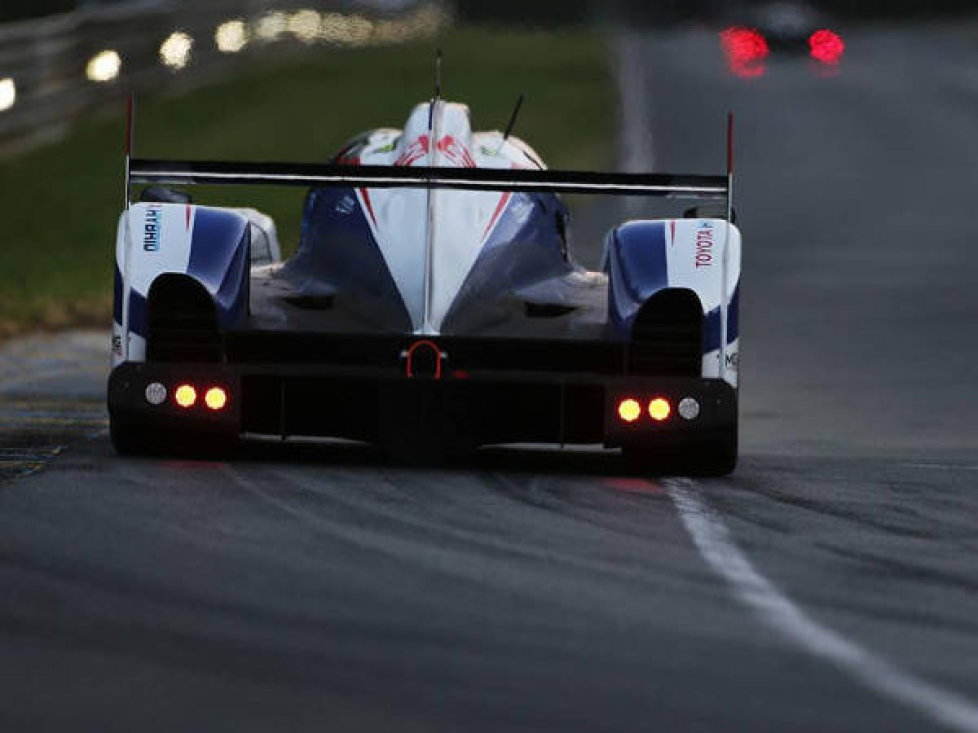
0, 27, 612, 340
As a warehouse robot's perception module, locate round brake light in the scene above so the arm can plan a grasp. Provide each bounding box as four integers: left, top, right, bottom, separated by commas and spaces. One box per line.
617, 398, 642, 423
648, 398, 671, 422
174, 384, 197, 409
204, 387, 228, 411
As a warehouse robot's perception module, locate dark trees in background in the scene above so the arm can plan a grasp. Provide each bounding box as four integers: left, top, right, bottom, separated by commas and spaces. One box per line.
1, 1, 74, 23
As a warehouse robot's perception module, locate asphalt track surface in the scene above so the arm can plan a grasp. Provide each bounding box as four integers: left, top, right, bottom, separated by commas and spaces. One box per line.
2, 21, 978, 733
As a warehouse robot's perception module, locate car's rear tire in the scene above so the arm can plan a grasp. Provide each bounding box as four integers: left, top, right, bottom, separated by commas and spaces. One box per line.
622, 423, 738, 477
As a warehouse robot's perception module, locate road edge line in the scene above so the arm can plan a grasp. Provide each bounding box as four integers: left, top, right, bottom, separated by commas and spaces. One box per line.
664, 477, 978, 733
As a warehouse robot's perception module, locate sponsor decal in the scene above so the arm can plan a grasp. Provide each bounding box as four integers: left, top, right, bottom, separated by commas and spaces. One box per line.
143, 206, 162, 252
695, 221, 714, 268
395, 134, 430, 166
111, 334, 122, 355
725, 352, 739, 370
437, 135, 476, 168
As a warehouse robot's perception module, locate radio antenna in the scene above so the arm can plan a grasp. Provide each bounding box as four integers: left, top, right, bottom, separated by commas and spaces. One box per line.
124, 93, 134, 209
428, 49, 442, 129
502, 93, 524, 141
435, 48, 442, 99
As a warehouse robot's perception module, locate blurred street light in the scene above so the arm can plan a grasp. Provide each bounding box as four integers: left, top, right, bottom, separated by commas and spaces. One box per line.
215, 20, 248, 53
256, 11, 288, 42
160, 31, 193, 70
86, 50, 122, 82
0, 78, 15, 112
322, 13, 374, 46
289, 10, 322, 43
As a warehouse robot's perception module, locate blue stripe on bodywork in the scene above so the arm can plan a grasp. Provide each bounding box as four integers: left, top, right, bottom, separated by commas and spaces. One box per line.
128, 290, 147, 337
605, 221, 669, 340
113, 264, 123, 324
188, 208, 251, 329
442, 192, 573, 333
188, 208, 246, 286
704, 306, 722, 352
688, 282, 738, 353
126, 208, 250, 340
727, 281, 740, 343
282, 188, 412, 332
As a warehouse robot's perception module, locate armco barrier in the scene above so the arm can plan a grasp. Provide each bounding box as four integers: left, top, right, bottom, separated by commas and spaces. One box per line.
0, 0, 448, 149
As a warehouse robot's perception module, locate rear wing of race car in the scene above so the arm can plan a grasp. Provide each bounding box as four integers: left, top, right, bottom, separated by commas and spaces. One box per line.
123, 96, 736, 218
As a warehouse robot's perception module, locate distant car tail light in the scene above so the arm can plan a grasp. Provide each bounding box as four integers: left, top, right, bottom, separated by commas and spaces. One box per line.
204, 386, 228, 411
809, 29, 844, 65
617, 398, 642, 423
720, 27, 769, 78
648, 398, 672, 422
174, 384, 197, 408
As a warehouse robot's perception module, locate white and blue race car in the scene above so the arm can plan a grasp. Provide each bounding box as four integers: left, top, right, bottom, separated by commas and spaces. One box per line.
108, 95, 741, 474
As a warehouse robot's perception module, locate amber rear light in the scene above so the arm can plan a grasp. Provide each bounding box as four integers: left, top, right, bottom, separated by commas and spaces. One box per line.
204, 387, 228, 411
648, 398, 671, 422
174, 384, 197, 409
617, 398, 642, 423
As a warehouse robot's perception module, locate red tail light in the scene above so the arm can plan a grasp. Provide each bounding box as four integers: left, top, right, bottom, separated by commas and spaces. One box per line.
809, 29, 844, 65
617, 398, 642, 423
720, 27, 769, 78
204, 386, 228, 411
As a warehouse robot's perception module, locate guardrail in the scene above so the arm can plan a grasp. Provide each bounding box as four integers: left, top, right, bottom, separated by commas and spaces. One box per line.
0, 0, 448, 149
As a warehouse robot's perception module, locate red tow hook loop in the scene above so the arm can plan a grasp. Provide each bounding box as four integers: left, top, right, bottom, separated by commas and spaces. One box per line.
403, 340, 444, 379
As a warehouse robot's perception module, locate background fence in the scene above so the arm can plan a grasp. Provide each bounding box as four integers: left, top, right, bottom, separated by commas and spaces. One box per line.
0, 0, 447, 149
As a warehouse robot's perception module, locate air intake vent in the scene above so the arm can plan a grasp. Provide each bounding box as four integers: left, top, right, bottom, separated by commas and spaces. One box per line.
628, 289, 702, 376
147, 275, 222, 362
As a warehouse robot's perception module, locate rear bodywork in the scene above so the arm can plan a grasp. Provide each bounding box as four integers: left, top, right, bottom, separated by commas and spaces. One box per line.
108, 100, 741, 469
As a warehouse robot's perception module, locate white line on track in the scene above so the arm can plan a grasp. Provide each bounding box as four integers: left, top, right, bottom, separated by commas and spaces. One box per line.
614, 27, 978, 731
664, 478, 978, 733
